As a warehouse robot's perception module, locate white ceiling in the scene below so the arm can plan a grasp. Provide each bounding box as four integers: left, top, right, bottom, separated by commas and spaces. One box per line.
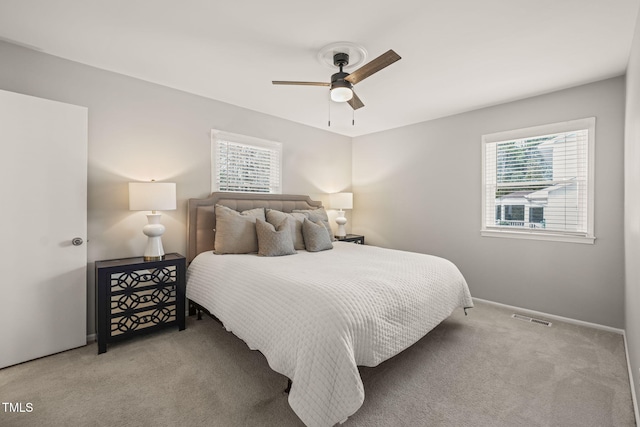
1, 0, 639, 137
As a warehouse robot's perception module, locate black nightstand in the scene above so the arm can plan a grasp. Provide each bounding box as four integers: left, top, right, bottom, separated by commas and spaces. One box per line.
95, 253, 186, 354
336, 234, 365, 245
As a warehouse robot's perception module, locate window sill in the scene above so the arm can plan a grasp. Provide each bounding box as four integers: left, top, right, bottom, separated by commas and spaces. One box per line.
481, 229, 595, 244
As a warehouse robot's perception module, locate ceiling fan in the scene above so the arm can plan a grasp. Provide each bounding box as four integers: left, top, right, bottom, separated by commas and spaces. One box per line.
272, 49, 401, 110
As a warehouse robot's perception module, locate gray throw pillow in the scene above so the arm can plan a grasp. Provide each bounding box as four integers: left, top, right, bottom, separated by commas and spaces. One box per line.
256, 217, 296, 257
292, 208, 333, 242
266, 209, 307, 250
301, 218, 333, 252
213, 204, 265, 254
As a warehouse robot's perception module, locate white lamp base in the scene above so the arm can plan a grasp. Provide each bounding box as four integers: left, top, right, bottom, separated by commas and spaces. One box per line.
142, 213, 166, 261
335, 209, 347, 239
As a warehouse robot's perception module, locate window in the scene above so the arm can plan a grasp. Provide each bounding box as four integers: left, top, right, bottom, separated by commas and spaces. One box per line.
529, 207, 544, 224
504, 205, 524, 222
481, 118, 595, 243
211, 130, 282, 193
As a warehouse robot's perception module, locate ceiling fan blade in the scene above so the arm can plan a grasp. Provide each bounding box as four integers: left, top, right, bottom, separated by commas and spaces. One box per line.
272, 81, 330, 86
344, 50, 401, 85
347, 91, 364, 110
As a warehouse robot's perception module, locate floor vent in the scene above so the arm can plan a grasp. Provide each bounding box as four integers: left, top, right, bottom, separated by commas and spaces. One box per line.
512, 313, 552, 327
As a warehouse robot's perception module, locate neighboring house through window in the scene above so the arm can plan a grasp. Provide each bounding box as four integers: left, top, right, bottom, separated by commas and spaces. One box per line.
211, 130, 282, 193
481, 118, 595, 243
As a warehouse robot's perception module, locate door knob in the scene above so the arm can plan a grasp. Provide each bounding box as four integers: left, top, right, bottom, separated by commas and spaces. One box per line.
71, 237, 84, 246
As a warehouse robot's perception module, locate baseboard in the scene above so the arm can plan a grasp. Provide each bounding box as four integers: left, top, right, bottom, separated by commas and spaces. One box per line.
623, 331, 640, 425
472, 297, 624, 334
86, 333, 96, 343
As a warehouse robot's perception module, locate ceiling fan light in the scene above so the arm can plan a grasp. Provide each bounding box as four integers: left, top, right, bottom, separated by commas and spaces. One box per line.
331, 86, 353, 102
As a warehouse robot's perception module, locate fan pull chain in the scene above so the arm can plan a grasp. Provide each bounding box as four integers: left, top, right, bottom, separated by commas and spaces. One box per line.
352, 108, 355, 126
328, 93, 331, 127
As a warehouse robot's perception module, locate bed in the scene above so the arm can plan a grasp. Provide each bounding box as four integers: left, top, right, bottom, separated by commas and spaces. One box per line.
186, 192, 473, 427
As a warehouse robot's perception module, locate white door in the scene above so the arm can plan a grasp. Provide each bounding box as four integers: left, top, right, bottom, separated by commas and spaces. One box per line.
0, 89, 87, 369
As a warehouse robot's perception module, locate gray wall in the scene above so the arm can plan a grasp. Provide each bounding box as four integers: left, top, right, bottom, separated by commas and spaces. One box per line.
352, 77, 625, 328
0, 41, 352, 335
0, 39, 629, 351
625, 5, 640, 413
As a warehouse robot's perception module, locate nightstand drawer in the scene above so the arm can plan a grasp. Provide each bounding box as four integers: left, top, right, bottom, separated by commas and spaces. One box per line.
111, 305, 177, 337
110, 283, 176, 315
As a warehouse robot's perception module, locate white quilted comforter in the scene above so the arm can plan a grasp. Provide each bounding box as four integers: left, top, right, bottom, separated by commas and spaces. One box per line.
186, 242, 473, 427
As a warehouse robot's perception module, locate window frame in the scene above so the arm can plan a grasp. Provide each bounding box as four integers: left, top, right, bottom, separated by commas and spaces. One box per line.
481, 117, 596, 244
211, 129, 283, 194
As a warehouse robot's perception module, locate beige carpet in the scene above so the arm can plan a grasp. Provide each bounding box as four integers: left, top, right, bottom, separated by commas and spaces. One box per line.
0, 300, 635, 426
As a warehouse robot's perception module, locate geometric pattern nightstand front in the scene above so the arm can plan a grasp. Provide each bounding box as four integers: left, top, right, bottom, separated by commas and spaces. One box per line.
95, 253, 186, 354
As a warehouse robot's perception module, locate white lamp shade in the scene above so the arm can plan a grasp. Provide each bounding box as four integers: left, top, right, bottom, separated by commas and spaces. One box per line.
330, 192, 353, 210
129, 182, 177, 211
330, 87, 353, 102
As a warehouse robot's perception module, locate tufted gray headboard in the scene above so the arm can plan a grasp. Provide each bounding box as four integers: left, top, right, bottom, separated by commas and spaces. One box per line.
186, 192, 323, 263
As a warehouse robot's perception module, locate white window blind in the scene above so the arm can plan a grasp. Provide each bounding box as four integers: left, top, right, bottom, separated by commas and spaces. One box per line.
211, 130, 282, 193
481, 118, 595, 244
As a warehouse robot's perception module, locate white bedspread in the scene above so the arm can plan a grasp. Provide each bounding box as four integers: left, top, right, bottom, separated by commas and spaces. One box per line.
186, 242, 473, 427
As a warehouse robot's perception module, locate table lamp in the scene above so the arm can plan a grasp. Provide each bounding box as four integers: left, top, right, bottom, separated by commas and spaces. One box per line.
330, 192, 353, 239
129, 181, 176, 261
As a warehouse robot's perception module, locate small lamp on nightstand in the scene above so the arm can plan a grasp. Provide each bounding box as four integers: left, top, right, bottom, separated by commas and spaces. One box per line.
129, 181, 177, 261
330, 192, 353, 239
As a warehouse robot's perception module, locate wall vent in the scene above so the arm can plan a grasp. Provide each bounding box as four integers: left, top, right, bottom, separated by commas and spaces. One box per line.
511, 313, 552, 327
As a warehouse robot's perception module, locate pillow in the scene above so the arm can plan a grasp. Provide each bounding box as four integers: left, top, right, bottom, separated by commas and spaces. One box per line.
213, 204, 265, 254
255, 218, 296, 257
266, 209, 307, 250
292, 208, 333, 242
301, 218, 333, 252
